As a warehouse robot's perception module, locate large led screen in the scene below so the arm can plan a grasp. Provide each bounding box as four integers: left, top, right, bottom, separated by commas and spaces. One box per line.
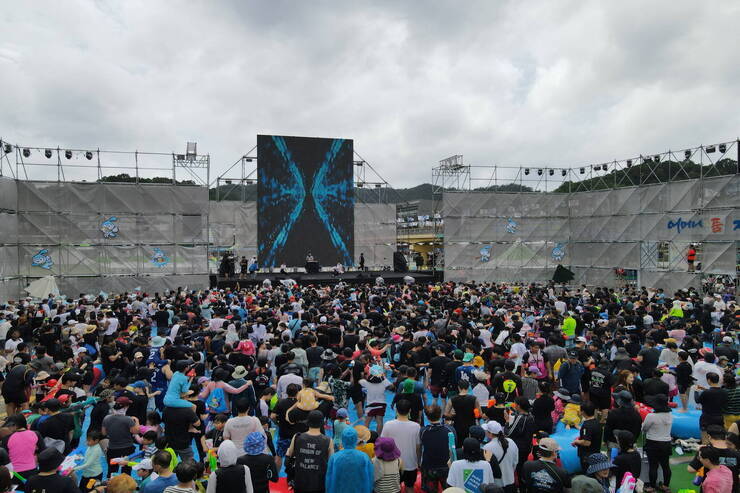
257, 135, 354, 267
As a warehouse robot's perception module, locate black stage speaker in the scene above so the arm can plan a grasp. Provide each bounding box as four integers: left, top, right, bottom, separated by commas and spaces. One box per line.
393, 252, 408, 273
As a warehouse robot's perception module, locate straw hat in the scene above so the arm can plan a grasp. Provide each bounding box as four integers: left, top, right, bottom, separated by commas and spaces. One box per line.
295, 389, 319, 411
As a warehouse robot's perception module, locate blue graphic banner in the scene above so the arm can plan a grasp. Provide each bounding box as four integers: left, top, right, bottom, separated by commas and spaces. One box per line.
257, 135, 354, 267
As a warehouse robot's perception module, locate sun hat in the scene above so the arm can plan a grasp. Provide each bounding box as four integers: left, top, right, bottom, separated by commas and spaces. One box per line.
232, 365, 248, 379
645, 393, 670, 413
538, 437, 561, 453
482, 420, 503, 435
569, 394, 582, 405
34, 371, 50, 381
151, 336, 166, 348
613, 390, 634, 407
98, 388, 114, 399
369, 365, 385, 377
354, 425, 371, 443
243, 431, 267, 455
553, 388, 571, 401
585, 453, 613, 475
322, 349, 337, 360
374, 437, 401, 461
296, 389, 319, 411
462, 352, 474, 362
472, 355, 485, 368
527, 366, 542, 377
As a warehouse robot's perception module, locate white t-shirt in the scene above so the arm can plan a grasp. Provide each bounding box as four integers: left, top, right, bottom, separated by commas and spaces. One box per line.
446, 459, 494, 493
483, 437, 519, 487
223, 415, 264, 451
478, 329, 492, 348
509, 342, 527, 369
360, 379, 393, 405
692, 361, 723, 388
554, 300, 567, 314
4, 338, 22, 355
380, 419, 421, 471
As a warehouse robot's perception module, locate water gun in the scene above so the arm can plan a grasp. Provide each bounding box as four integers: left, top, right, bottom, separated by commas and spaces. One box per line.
448, 431, 457, 462
12, 472, 26, 483
110, 458, 140, 467
692, 466, 705, 486
207, 449, 218, 472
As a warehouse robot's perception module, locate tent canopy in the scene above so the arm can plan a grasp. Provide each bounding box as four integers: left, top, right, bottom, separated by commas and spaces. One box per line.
24, 276, 60, 299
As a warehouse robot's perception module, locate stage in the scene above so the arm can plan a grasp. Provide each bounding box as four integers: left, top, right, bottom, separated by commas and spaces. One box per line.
212, 269, 440, 289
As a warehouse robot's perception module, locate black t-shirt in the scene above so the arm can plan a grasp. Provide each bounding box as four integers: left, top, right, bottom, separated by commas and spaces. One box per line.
153, 310, 169, 328
532, 394, 555, 421
522, 459, 571, 493
491, 371, 522, 402
577, 418, 602, 457
689, 445, 740, 493
428, 355, 451, 386
444, 360, 462, 389
273, 397, 298, 440
237, 453, 278, 493
38, 413, 74, 443
127, 394, 149, 424
25, 473, 81, 493
306, 346, 324, 368
638, 347, 660, 376
642, 377, 669, 398
342, 333, 359, 352
419, 422, 455, 468
676, 361, 694, 387
697, 388, 728, 423
162, 407, 199, 449
613, 450, 642, 487
588, 368, 612, 397
326, 326, 342, 346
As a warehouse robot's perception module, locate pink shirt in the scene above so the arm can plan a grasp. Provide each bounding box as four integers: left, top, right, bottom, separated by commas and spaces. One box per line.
702, 465, 733, 493
8, 430, 39, 472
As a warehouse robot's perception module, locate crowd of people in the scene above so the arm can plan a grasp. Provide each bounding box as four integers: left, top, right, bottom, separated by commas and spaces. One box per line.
0, 280, 737, 493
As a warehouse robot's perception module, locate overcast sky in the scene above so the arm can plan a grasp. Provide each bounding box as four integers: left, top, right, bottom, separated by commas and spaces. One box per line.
1, 1, 739, 187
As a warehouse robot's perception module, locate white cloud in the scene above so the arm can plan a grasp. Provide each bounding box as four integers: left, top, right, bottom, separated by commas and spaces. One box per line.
0, 0, 738, 187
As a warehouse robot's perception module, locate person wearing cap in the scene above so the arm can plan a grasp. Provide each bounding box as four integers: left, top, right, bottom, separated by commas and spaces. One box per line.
133, 458, 155, 491
557, 350, 584, 396
715, 336, 738, 364
37, 397, 75, 454
570, 453, 613, 493
455, 353, 477, 388
481, 420, 518, 491
103, 396, 140, 474
446, 438, 493, 493
360, 365, 393, 434
603, 392, 641, 450
521, 437, 570, 493
238, 431, 278, 493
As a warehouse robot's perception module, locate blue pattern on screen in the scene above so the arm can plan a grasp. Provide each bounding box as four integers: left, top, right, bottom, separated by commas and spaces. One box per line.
258, 135, 354, 267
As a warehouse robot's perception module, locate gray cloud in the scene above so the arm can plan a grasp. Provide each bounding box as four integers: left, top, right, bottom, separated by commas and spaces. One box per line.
0, 1, 738, 187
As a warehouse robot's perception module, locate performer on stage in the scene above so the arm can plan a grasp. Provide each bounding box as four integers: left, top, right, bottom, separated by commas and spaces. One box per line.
306, 252, 315, 262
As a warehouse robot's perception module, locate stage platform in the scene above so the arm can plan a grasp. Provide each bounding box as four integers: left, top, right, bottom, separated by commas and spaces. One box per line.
212, 269, 441, 289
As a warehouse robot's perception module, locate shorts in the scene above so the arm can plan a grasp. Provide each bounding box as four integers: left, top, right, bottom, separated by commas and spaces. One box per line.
350, 385, 364, 404
367, 403, 387, 417
2, 391, 26, 407
277, 438, 292, 457
429, 385, 446, 398
421, 467, 448, 493
677, 384, 690, 394
400, 469, 418, 488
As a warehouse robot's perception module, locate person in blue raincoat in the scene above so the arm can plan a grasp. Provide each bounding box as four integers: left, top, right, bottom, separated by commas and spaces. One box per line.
325, 427, 374, 493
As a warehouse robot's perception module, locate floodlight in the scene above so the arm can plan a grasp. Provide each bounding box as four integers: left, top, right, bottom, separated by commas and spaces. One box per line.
626, 159, 632, 167
561, 169, 566, 177
537, 169, 543, 176
45, 149, 53, 159
524, 168, 530, 175
65, 150, 73, 159
22, 148, 30, 158
579, 168, 585, 174
3, 144, 12, 154
85, 151, 93, 160
706, 145, 716, 153
718, 143, 727, 153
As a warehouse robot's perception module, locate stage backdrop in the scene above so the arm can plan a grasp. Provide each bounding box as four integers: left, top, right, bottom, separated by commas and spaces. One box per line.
257, 135, 354, 267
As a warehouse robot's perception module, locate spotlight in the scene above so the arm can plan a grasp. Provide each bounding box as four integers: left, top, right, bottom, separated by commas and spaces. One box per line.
45, 149, 53, 159
375, 183, 382, 188
548, 169, 554, 176
224, 179, 232, 185
64, 150, 72, 159
22, 148, 30, 158
354, 160, 364, 167
561, 169, 566, 177
706, 145, 716, 153
719, 143, 727, 153
626, 159, 632, 167
684, 150, 691, 159
245, 158, 253, 162
3, 144, 12, 154
537, 169, 543, 176
524, 168, 530, 175
357, 182, 364, 188
579, 168, 585, 174
654, 155, 661, 162
85, 151, 93, 160
593, 165, 600, 171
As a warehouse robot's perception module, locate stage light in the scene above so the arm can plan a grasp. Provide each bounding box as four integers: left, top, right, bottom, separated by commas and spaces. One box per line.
684, 150, 691, 159
548, 169, 554, 176
524, 168, 529, 175
224, 180, 232, 185
706, 145, 716, 153
375, 183, 382, 188
245, 158, 253, 162
537, 169, 543, 176
593, 165, 600, 171
719, 143, 727, 153
45, 149, 53, 159
561, 169, 566, 177
579, 168, 585, 174
22, 148, 30, 158
3, 144, 12, 154
354, 160, 364, 167
357, 182, 364, 188
85, 151, 94, 160
626, 160, 632, 168
64, 150, 72, 159
654, 155, 661, 162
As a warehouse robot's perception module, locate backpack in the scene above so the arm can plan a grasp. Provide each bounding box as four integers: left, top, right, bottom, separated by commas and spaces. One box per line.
207, 386, 229, 414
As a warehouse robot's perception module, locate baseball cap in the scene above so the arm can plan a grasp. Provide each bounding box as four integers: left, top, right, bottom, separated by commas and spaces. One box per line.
453, 349, 464, 359
576, 336, 587, 343
462, 352, 474, 362
133, 458, 153, 471
115, 396, 133, 407
538, 437, 561, 453
723, 336, 734, 343
482, 421, 503, 435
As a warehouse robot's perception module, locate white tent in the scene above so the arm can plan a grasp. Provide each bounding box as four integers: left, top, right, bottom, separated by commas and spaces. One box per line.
24, 276, 60, 299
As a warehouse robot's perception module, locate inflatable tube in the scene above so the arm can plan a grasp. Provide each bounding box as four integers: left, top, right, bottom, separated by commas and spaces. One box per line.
549, 422, 582, 474
671, 409, 702, 439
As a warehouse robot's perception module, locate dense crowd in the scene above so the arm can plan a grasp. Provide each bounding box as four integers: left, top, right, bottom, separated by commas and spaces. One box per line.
0, 280, 737, 493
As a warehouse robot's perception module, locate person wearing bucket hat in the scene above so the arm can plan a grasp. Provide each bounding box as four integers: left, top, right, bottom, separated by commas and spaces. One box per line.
372, 437, 403, 493
231, 365, 248, 380
238, 431, 279, 493
571, 453, 613, 492
603, 390, 642, 450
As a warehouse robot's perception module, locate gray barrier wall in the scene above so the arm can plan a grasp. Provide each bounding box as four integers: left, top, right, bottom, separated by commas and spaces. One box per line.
444, 175, 738, 292
0, 179, 210, 299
